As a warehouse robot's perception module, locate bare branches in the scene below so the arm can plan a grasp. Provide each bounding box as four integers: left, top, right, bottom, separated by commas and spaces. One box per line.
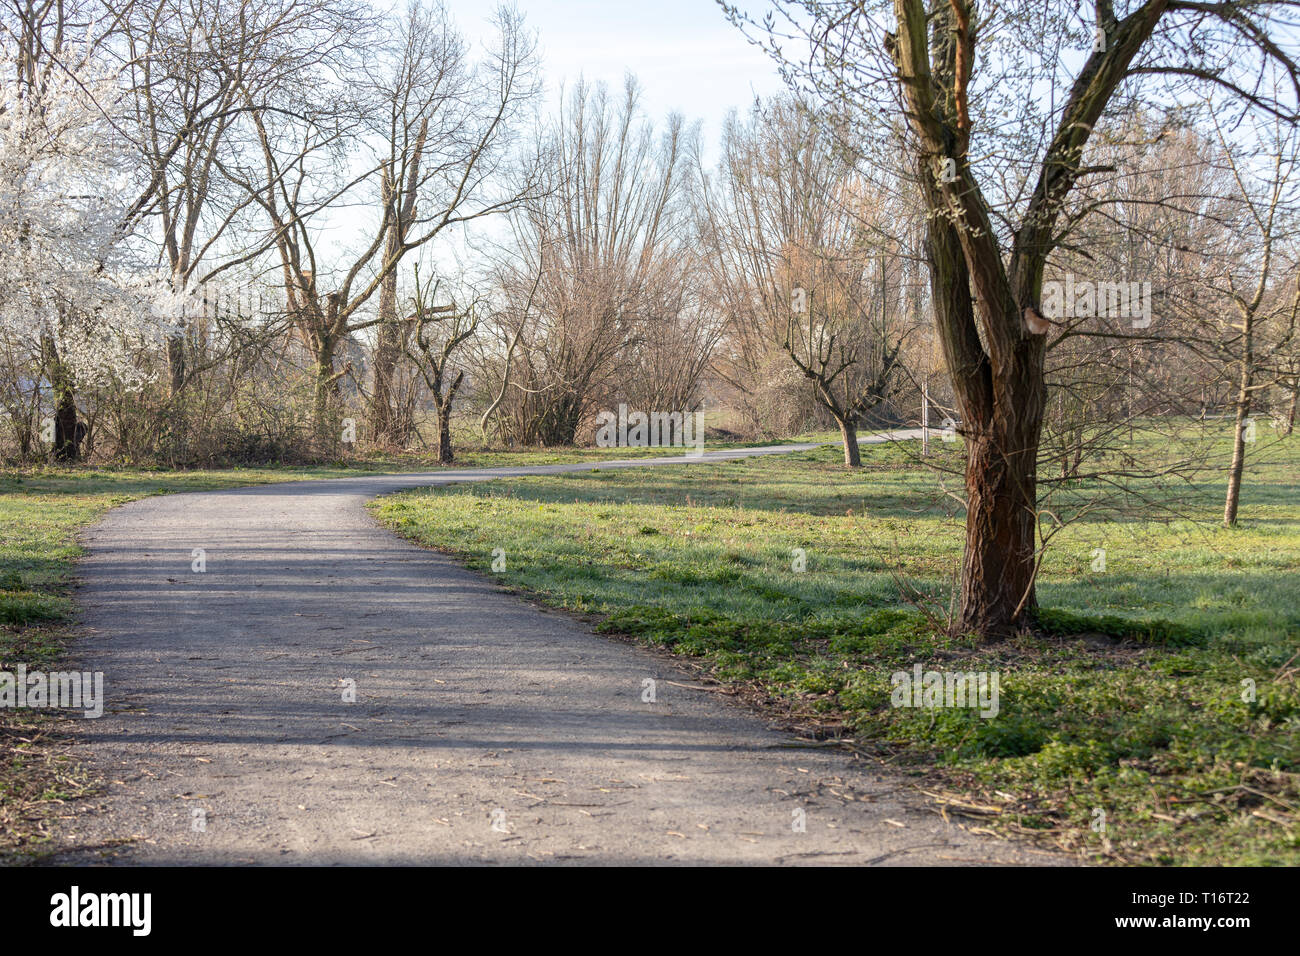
696, 95, 916, 465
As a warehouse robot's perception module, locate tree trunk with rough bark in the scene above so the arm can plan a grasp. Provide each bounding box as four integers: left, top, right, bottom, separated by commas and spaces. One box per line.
435, 397, 454, 464
837, 418, 861, 467
426, 366, 463, 464
167, 336, 186, 397
885, 0, 1164, 638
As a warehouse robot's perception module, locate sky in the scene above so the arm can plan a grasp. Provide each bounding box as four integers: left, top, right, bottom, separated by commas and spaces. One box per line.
312, 0, 790, 297
441, 0, 787, 150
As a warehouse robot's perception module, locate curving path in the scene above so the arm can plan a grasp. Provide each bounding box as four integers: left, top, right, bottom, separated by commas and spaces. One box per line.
51, 433, 1060, 865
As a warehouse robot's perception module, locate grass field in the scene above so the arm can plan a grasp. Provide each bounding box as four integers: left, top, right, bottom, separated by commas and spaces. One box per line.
371, 433, 1300, 865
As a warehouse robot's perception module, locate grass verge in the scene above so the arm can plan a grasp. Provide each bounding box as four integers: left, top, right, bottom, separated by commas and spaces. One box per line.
371, 437, 1300, 865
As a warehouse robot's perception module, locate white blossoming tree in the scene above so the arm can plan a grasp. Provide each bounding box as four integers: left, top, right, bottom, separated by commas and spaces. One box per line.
0, 32, 159, 459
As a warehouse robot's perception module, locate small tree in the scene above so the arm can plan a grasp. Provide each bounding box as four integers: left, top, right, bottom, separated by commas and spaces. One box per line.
1196, 108, 1300, 526
407, 270, 476, 464
697, 98, 910, 466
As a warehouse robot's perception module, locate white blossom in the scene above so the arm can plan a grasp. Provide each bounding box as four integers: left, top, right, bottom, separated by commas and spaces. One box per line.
0, 46, 165, 389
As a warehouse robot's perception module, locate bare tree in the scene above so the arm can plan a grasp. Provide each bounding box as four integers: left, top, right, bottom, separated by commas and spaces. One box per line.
112, 0, 373, 403
1195, 106, 1300, 526
491, 77, 692, 446
730, 0, 1300, 637
231, 0, 537, 445
698, 98, 911, 466
366, 1, 467, 447
406, 267, 474, 463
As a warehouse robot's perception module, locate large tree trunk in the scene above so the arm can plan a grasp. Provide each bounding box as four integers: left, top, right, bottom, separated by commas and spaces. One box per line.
52, 376, 80, 463
894, 2, 1047, 639
837, 417, 861, 467
923, 178, 1045, 638
434, 398, 454, 464
312, 332, 342, 450
163, 333, 189, 463
956, 324, 1047, 637
369, 268, 404, 446
957, 417, 1041, 636
370, 323, 400, 444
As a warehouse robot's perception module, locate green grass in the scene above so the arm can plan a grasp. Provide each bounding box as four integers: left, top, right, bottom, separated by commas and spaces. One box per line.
371, 434, 1300, 866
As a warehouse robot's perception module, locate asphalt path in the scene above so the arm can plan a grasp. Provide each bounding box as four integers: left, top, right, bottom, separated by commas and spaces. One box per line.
51, 432, 1059, 865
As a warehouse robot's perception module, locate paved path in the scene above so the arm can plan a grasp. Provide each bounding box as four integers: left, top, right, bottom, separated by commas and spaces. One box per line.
52, 433, 1059, 865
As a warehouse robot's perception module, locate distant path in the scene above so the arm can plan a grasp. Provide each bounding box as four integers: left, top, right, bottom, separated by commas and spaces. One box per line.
52, 431, 1058, 864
